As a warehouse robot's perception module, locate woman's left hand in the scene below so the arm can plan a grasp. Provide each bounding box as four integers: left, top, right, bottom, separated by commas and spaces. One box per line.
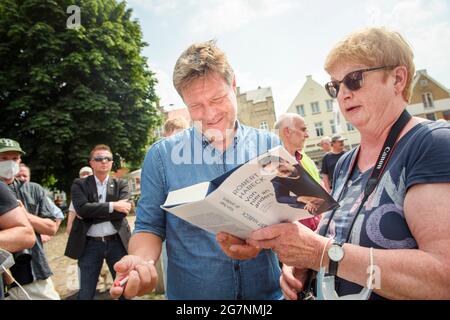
247, 221, 325, 269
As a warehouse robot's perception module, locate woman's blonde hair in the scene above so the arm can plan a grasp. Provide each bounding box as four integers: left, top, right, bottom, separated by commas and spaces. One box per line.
324, 27, 415, 102
173, 40, 234, 96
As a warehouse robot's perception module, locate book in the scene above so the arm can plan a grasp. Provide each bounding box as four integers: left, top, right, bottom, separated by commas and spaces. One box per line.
0, 248, 14, 272
161, 146, 339, 239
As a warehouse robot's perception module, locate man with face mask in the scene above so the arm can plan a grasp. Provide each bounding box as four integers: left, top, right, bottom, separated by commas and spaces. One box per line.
0, 138, 60, 300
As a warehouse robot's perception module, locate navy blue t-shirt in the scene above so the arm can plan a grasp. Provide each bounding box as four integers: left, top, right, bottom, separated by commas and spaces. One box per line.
318, 120, 450, 299
0, 181, 19, 299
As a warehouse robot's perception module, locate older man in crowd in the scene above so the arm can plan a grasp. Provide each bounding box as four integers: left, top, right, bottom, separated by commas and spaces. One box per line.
320, 134, 347, 193
16, 164, 64, 243
274, 113, 322, 230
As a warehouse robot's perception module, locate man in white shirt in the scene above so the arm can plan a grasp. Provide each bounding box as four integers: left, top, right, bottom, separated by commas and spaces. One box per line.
65, 144, 131, 300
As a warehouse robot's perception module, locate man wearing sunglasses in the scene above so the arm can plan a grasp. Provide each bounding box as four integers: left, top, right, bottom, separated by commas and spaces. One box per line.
246, 27, 450, 300
65, 144, 132, 300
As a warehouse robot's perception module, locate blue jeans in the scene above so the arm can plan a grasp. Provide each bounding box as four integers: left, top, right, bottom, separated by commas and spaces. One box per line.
77, 238, 127, 300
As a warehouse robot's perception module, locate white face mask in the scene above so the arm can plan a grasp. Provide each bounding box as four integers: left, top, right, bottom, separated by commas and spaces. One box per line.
316, 247, 375, 300
0, 160, 20, 180
316, 267, 372, 300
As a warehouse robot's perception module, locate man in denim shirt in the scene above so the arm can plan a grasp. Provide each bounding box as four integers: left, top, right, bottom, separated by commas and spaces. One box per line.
111, 41, 282, 300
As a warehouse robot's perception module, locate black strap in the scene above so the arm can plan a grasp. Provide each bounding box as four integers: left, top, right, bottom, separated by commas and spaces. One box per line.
339, 109, 411, 243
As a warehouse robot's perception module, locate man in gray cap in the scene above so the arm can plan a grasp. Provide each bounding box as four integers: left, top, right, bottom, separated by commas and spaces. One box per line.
320, 134, 347, 192
0, 138, 60, 299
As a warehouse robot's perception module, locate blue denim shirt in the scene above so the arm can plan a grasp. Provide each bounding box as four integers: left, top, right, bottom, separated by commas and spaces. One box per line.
135, 122, 283, 299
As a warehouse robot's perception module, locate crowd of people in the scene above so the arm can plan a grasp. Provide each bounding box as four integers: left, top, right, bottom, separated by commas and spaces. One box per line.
1, 27, 449, 300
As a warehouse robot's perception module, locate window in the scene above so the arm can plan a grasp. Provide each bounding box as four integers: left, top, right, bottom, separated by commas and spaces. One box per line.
347, 122, 355, 131
422, 93, 434, 109
330, 120, 337, 134
296, 105, 305, 116
315, 122, 324, 137
326, 99, 334, 112
260, 121, 268, 130
311, 102, 320, 114
420, 79, 429, 87
426, 113, 436, 121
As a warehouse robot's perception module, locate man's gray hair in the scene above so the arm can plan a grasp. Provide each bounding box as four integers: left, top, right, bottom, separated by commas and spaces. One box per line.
274, 113, 305, 130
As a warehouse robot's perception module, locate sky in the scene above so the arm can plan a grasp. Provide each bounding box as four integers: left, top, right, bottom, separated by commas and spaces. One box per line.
125, 0, 450, 117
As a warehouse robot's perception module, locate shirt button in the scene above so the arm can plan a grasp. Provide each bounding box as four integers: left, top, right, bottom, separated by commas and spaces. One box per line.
234, 264, 240, 271
237, 294, 242, 300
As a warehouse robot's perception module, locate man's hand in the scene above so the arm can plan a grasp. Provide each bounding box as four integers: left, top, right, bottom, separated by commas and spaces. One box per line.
280, 265, 309, 300
110, 255, 158, 299
113, 200, 132, 215
216, 232, 261, 260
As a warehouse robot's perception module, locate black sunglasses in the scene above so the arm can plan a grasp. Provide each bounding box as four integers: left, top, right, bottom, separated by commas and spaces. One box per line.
325, 66, 395, 98
92, 156, 113, 162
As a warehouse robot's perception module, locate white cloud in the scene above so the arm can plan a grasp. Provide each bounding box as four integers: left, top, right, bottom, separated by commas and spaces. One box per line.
365, 0, 450, 81
186, 0, 301, 36
126, 0, 178, 15
147, 62, 184, 109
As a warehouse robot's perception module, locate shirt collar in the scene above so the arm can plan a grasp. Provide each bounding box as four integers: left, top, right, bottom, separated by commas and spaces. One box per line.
94, 175, 109, 187
294, 150, 303, 162
194, 120, 242, 149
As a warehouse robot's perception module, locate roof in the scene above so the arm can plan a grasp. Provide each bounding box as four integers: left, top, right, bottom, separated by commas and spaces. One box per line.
412, 69, 450, 94
241, 87, 273, 103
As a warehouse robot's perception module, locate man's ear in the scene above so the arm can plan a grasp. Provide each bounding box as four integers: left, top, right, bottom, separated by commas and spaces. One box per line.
283, 126, 290, 137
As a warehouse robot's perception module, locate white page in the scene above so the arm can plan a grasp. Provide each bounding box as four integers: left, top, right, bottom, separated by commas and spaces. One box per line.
163, 181, 210, 207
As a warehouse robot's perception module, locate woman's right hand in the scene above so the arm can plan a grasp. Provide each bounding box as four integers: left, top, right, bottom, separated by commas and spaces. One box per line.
280, 264, 309, 300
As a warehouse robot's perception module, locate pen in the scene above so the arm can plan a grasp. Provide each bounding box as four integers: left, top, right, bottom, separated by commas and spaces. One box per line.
113, 275, 129, 288
113, 260, 154, 288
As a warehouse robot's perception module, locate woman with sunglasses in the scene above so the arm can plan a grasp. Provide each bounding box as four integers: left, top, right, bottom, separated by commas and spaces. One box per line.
244, 27, 450, 300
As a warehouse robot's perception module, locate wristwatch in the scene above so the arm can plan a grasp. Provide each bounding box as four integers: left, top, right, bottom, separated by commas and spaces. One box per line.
327, 240, 345, 276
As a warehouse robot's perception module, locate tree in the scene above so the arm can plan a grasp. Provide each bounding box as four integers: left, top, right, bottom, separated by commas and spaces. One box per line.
0, 0, 161, 193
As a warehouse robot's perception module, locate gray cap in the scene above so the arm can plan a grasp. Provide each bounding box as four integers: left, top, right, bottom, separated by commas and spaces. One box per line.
79, 166, 93, 176
331, 134, 347, 143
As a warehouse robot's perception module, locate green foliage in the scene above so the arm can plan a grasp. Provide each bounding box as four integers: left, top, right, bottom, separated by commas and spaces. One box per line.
0, 0, 161, 192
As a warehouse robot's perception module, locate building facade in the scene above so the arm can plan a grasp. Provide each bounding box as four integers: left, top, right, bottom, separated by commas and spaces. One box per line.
286, 75, 360, 164
407, 69, 450, 121
237, 86, 277, 130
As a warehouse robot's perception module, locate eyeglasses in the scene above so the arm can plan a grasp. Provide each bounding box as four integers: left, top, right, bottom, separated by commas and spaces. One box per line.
92, 156, 113, 162
325, 66, 395, 98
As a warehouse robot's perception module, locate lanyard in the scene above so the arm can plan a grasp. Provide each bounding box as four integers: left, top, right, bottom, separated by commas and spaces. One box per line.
323, 109, 412, 243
